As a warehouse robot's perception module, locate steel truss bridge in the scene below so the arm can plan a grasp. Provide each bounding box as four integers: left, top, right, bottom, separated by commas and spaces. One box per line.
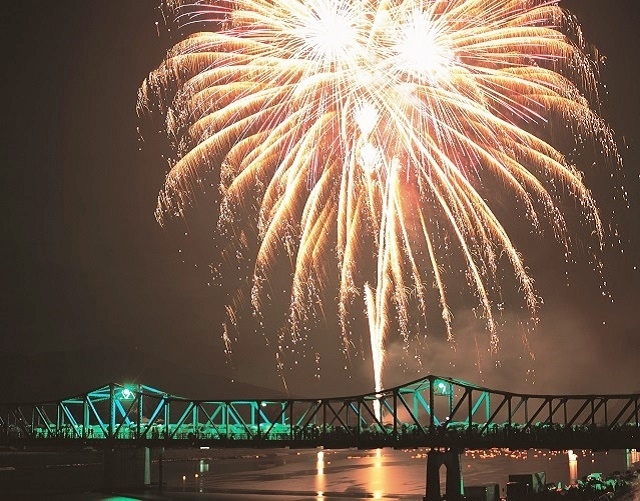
1, 375, 638, 450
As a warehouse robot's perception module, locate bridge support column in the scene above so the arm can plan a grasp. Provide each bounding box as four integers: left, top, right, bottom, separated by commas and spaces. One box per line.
424, 449, 464, 501
144, 447, 151, 487
103, 446, 150, 493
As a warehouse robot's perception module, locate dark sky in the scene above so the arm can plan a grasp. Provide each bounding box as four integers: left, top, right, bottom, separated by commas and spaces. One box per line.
1, 1, 639, 403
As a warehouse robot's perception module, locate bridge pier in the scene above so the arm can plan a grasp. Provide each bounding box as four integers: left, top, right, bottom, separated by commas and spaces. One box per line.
424, 448, 464, 501
103, 446, 151, 493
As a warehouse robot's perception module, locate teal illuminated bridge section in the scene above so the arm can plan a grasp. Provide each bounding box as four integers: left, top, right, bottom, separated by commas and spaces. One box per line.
1, 375, 638, 450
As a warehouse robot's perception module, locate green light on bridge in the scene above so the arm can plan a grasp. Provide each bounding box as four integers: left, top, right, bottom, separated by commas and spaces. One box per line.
119, 388, 134, 400
435, 380, 451, 396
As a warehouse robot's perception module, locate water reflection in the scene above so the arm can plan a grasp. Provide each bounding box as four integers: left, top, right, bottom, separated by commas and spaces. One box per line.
315, 449, 326, 498
567, 450, 578, 485
317, 449, 325, 475
369, 448, 384, 499
161, 447, 629, 498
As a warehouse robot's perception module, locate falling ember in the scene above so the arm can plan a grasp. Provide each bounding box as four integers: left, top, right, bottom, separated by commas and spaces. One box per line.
139, 0, 619, 392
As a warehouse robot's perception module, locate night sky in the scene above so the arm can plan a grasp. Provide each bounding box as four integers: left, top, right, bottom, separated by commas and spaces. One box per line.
2, 1, 639, 403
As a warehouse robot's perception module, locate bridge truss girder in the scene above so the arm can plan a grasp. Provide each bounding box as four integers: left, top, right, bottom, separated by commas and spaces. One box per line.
1, 375, 638, 449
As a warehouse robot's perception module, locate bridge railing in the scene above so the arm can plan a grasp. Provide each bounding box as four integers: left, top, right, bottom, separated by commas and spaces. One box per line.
1, 376, 638, 449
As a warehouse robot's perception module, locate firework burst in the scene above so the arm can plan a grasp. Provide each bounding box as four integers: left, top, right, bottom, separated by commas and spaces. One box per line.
139, 0, 619, 393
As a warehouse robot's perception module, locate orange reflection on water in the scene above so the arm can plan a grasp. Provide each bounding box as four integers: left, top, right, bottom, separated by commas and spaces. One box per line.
368, 448, 386, 499
315, 449, 326, 496
568, 450, 578, 485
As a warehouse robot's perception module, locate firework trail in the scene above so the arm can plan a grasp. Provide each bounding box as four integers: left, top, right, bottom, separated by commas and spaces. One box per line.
139, 0, 618, 395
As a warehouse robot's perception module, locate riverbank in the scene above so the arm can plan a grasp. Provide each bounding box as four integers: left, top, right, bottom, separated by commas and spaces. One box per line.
520, 468, 640, 500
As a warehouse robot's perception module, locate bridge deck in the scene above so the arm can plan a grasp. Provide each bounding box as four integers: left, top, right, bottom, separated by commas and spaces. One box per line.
2, 375, 638, 450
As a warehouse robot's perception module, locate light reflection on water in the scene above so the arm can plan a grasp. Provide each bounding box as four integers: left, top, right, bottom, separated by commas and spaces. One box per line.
568, 450, 578, 485
157, 447, 632, 499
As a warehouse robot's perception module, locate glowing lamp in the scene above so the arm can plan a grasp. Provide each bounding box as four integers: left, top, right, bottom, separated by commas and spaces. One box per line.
120, 388, 134, 400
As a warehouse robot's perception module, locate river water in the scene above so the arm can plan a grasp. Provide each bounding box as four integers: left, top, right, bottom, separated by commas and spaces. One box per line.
159, 447, 638, 499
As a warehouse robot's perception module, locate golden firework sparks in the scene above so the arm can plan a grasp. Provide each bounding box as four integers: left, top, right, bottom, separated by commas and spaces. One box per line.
139, 0, 619, 395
